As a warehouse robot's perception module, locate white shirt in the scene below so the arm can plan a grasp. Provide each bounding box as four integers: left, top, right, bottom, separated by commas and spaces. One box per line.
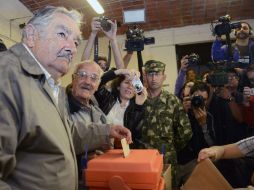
22, 43, 60, 103
107, 99, 129, 126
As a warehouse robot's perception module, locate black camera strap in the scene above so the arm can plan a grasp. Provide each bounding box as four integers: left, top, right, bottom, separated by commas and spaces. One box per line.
107, 41, 111, 69
94, 35, 99, 63
93, 35, 111, 71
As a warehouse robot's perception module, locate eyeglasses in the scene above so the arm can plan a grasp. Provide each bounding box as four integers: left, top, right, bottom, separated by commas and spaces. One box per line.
74, 71, 99, 82
235, 25, 249, 31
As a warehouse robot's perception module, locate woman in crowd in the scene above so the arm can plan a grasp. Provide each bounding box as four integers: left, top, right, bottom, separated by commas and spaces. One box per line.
94, 68, 147, 148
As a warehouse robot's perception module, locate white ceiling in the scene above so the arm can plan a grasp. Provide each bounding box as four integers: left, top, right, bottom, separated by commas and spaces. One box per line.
0, 0, 32, 24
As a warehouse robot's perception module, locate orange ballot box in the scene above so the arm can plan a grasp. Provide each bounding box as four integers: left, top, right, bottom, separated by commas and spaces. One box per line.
85, 149, 165, 190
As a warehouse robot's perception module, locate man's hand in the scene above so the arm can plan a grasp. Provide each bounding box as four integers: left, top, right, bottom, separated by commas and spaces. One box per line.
193, 107, 207, 127
135, 87, 147, 105
110, 125, 132, 144
182, 96, 191, 112
180, 55, 189, 71
102, 20, 117, 41
91, 17, 101, 34
198, 146, 225, 162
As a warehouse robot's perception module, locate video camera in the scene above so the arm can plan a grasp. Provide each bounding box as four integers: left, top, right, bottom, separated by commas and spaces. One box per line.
207, 15, 246, 86
212, 15, 241, 36
125, 25, 155, 52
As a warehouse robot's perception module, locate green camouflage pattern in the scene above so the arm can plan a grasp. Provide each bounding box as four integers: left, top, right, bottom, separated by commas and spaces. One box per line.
138, 90, 192, 188
144, 60, 166, 73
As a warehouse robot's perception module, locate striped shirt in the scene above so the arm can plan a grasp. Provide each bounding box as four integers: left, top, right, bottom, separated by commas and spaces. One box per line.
236, 136, 254, 157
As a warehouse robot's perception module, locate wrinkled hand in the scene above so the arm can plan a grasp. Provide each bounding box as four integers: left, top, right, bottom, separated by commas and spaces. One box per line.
110, 125, 132, 144
198, 146, 225, 162
180, 55, 189, 71
91, 17, 101, 34
135, 87, 147, 105
182, 96, 191, 112
193, 107, 207, 127
102, 20, 117, 41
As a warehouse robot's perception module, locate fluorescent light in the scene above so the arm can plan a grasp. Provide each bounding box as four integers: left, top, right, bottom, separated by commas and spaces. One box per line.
86, 0, 104, 14
123, 9, 145, 23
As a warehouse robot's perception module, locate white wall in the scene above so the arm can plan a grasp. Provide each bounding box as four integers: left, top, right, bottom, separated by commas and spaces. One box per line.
0, 17, 22, 47
63, 18, 254, 93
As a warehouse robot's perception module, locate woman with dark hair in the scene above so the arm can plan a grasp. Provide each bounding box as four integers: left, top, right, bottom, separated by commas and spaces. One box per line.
94, 68, 147, 148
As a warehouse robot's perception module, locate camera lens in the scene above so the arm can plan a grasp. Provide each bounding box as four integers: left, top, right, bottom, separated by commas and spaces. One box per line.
191, 95, 205, 108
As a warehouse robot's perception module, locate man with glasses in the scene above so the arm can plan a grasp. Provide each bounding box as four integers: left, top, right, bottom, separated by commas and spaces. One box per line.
138, 60, 192, 189
0, 6, 131, 190
66, 60, 133, 189
212, 21, 254, 65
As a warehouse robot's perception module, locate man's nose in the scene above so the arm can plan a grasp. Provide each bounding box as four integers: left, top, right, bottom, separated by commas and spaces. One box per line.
65, 39, 78, 55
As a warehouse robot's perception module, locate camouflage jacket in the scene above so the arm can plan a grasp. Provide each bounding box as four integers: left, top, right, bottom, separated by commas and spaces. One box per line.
138, 90, 192, 187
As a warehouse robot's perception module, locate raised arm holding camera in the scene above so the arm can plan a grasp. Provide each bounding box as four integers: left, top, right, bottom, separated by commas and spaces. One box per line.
93, 68, 147, 148
174, 54, 198, 98
82, 17, 124, 71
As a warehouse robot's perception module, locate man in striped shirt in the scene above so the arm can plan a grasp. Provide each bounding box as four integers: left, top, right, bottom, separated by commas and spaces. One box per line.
198, 136, 254, 162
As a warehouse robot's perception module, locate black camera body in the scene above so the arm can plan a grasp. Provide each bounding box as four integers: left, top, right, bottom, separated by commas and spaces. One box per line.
191, 95, 205, 108
98, 16, 111, 32
213, 15, 241, 36
125, 25, 155, 51
188, 53, 200, 66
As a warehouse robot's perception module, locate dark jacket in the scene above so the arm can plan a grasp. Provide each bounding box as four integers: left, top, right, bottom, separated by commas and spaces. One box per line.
94, 69, 145, 147
211, 38, 254, 64
177, 110, 215, 164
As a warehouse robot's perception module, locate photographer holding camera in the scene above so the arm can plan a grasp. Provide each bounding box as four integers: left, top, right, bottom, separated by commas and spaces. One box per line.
177, 81, 215, 186
183, 81, 215, 148
81, 17, 125, 71
212, 21, 254, 66
174, 55, 197, 98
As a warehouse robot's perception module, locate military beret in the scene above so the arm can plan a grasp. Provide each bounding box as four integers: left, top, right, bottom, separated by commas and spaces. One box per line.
144, 60, 166, 73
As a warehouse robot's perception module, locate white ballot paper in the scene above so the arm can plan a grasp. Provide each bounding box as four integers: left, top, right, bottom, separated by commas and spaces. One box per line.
121, 138, 130, 158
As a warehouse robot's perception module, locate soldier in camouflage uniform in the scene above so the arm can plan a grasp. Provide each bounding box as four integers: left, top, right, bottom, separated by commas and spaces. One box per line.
138, 60, 192, 189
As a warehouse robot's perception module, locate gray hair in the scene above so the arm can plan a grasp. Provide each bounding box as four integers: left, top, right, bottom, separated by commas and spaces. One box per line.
22, 6, 83, 39
74, 60, 104, 78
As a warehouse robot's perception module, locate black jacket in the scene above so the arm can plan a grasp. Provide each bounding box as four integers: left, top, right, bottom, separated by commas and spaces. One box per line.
94, 69, 145, 147
177, 110, 215, 164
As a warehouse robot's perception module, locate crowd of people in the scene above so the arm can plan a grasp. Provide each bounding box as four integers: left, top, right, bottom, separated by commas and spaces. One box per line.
0, 5, 254, 190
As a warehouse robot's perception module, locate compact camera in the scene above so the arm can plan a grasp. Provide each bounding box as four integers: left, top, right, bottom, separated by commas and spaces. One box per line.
98, 16, 111, 32
132, 77, 143, 95
191, 95, 205, 108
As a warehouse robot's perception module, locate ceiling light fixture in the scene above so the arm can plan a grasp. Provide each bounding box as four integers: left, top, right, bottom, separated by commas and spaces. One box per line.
86, 0, 104, 14
123, 9, 145, 24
